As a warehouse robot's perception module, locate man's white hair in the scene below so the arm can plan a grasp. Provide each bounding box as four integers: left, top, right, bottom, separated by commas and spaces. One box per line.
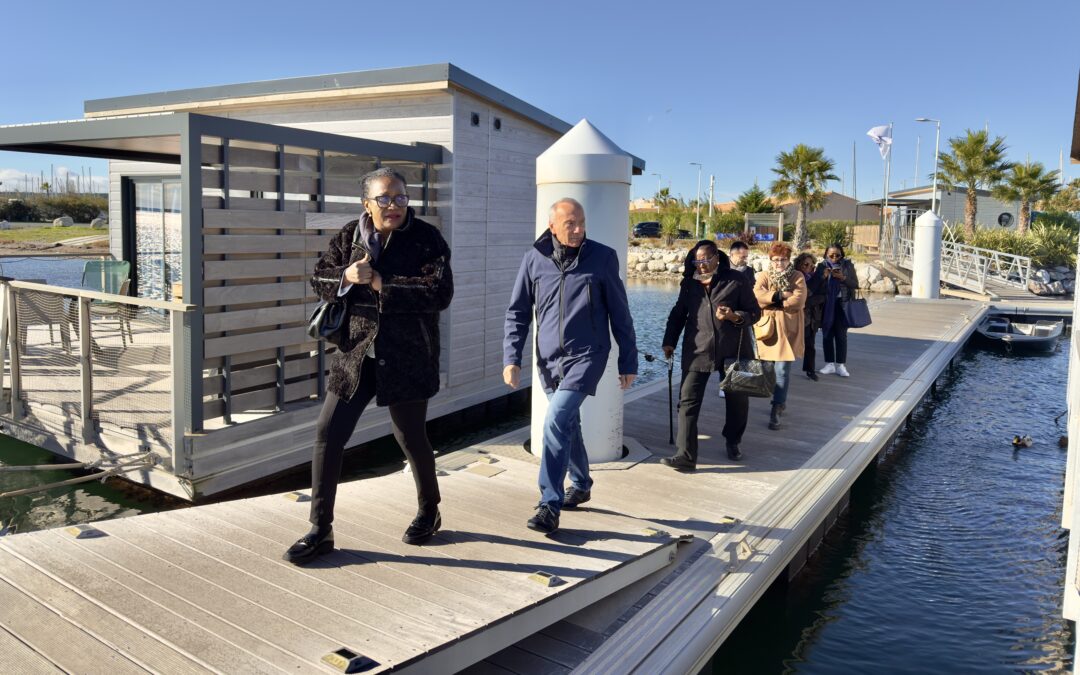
548, 197, 585, 223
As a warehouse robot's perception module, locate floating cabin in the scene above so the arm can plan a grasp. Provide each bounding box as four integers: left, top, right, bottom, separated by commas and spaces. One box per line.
0, 64, 643, 499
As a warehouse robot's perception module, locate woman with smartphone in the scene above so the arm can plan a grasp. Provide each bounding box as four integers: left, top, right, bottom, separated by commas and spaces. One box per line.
816, 244, 860, 377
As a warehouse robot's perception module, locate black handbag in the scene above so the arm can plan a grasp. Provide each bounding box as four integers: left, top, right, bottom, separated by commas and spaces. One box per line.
843, 291, 872, 329
307, 300, 349, 346
306, 224, 363, 346
720, 327, 776, 397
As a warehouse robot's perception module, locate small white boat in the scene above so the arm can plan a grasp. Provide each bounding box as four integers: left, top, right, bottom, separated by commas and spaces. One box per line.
976, 316, 1063, 351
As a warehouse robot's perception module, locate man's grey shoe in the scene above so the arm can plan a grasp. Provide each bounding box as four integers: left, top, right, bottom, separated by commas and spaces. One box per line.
562, 487, 591, 509
527, 504, 559, 534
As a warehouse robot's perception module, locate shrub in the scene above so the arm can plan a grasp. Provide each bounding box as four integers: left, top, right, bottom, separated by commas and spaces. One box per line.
0, 199, 39, 222
1028, 223, 1077, 268
808, 221, 853, 250
33, 194, 107, 223
710, 211, 744, 235
1034, 210, 1079, 233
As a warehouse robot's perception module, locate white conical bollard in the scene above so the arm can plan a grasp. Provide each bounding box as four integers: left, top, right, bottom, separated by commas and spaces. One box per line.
531, 119, 633, 463
911, 210, 943, 299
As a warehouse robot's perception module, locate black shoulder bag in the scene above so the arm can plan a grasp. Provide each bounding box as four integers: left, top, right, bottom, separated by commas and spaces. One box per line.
307, 225, 363, 347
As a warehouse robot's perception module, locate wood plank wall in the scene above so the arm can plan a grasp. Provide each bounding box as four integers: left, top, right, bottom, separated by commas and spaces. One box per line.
451, 91, 558, 390
199, 140, 431, 423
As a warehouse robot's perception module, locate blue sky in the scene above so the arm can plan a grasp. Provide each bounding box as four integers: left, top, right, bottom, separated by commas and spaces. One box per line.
1, 0, 1077, 203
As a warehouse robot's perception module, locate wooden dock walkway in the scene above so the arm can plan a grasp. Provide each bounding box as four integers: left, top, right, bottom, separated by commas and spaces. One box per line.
0, 297, 991, 673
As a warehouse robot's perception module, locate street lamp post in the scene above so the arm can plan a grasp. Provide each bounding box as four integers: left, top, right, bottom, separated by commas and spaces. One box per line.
915, 117, 941, 214
689, 162, 702, 238
650, 172, 661, 212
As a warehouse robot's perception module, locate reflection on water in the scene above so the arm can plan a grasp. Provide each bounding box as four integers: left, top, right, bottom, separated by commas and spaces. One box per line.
713, 340, 1074, 672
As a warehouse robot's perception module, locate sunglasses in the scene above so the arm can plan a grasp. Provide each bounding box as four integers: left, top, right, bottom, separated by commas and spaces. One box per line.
368, 194, 409, 209
691, 256, 718, 266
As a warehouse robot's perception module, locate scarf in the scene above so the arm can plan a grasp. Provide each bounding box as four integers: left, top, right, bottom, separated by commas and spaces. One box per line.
551, 235, 581, 271
821, 259, 843, 334
767, 265, 798, 295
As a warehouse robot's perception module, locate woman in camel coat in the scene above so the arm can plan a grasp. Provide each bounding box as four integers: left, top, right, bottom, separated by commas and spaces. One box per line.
753, 241, 806, 431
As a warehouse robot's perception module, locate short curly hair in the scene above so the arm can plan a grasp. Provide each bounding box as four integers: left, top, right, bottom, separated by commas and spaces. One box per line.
793, 252, 816, 270
768, 242, 793, 259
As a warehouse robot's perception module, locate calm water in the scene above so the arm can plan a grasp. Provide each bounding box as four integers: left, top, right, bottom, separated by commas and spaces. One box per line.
712, 338, 1074, 673
0, 274, 1074, 671
0, 256, 92, 288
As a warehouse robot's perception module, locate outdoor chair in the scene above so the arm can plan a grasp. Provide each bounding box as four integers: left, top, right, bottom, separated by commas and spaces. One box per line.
14, 279, 71, 355
80, 260, 134, 347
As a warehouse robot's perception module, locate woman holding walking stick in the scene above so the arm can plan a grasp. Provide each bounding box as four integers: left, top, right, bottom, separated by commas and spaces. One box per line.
660, 240, 760, 469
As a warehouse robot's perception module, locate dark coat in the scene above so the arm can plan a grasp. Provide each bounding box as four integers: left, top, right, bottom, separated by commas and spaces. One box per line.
503, 231, 637, 396
803, 271, 827, 332
311, 208, 453, 404
816, 258, 859, 330
663, 243, 761, 373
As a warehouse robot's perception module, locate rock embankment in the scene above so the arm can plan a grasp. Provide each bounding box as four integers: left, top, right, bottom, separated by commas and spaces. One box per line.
626, 245, 911, 294
1027, 266, 1076, 296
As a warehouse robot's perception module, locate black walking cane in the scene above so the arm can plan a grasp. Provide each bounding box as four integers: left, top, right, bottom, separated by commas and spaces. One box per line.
642, 351, 676, 445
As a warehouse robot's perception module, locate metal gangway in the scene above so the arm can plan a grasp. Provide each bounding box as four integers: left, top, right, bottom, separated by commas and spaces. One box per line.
882, 212, 1033, 296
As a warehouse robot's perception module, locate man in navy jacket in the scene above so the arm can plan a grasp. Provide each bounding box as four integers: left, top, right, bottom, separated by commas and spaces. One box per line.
503, 198, 638, 534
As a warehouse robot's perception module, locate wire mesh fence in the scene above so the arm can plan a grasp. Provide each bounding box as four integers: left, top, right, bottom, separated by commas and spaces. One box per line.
4, 283, 179, 456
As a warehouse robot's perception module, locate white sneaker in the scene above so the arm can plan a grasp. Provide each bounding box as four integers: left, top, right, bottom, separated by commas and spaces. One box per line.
819, 363, 836, 375
835, 364, 850, 377
718, 386, 725, 398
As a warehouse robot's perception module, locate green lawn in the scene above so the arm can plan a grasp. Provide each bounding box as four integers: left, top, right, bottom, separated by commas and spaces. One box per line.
0, 226, 101, 243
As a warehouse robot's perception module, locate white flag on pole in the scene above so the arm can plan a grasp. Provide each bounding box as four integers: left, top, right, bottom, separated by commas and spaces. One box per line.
867, 125, 892, 159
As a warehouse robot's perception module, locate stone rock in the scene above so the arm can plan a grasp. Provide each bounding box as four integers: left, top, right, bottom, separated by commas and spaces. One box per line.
1064, 279, 1075, 293
864, 265, 883, 284
626, 252, 640, 267
896, 283, 912, 295
647, 260, 667, 272
53, 216, 74, 228
0, 220, 9, 230
90, 217, 107, 229
666, 263, 682, 273
635, 263, 650, 272
1033, 269, 1052, 284
870, 277, 897, 293
1054, 265, 1072, 275
1048, 268, 1065, 281
664, 252, 681, 264
1028, 279, 1066, 296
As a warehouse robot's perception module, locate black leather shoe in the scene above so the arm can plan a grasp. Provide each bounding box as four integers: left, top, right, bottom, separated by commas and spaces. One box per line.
562, 487, 591, 509
402, 510, 441, 545
283, 528, 334, 565
527, 504, 559, 534
660, 455, 696, 471
726, 444, 744, 461
805, 370, 819, 381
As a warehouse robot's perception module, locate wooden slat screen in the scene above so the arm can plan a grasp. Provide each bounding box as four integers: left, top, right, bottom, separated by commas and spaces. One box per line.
200, 136, 432, 422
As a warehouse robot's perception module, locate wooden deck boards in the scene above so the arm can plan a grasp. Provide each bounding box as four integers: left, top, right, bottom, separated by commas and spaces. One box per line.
0, 446, 688, 673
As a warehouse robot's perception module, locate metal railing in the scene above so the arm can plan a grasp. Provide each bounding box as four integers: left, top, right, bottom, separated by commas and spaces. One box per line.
885, 222, 1033, 294
0, 279, 193, 472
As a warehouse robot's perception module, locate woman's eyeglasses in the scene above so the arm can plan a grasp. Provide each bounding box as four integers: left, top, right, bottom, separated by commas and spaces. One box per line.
369, 194, 409, 209
692, 256, 718, 266
770, 257, 790, 263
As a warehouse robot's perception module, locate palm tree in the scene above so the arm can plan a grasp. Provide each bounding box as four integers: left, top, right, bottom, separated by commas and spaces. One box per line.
992, 162, 1059, 235
769, 145, 838, 250
734, 183, 778, 215
935, 129, 1011, 239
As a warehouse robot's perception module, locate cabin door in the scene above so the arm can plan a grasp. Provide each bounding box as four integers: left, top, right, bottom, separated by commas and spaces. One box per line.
122, 176, 182, 301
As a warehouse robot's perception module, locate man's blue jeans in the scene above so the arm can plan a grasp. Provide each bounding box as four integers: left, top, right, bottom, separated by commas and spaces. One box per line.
538, 388, 592, 513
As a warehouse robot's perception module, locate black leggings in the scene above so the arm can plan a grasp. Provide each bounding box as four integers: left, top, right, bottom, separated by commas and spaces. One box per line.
676, 368, 749, 463
309, 357, 440, 530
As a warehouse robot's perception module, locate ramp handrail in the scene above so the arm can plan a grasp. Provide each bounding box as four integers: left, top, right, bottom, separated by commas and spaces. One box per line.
886, 223, 1032, 294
